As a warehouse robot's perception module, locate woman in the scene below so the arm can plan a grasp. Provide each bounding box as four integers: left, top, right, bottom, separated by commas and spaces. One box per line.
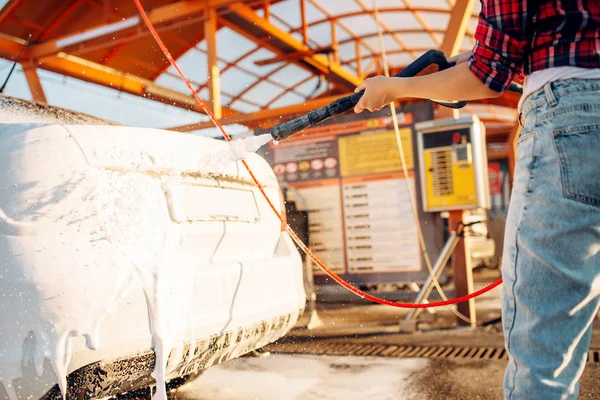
354, 2, 600, 399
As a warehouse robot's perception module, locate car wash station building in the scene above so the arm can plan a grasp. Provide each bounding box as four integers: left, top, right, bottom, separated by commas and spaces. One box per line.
0, 1, 598, 399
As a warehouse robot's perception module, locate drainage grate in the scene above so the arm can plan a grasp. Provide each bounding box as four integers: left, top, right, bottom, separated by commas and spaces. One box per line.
266, 343, 600, 365
265, 342, 508, 361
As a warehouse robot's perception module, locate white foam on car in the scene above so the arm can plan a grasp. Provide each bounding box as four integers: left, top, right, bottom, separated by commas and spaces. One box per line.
228, 134, 272, 161
0, 121, 303, 400
0, 123, 175, 400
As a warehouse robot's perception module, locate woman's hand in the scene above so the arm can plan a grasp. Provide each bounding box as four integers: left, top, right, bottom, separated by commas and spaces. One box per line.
353, 76, 400, 114
354, 62, 501, 113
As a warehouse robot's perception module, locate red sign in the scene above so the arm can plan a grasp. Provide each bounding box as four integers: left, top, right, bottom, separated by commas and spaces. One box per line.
488, 162, 502, 195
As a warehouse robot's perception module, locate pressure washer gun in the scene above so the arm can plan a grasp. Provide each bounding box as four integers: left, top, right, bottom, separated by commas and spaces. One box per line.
269, 49, 523, 142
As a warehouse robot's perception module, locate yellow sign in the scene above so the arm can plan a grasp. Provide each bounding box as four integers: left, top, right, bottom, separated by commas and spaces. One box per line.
338, 129, 414, 177
423, 147, 477, 209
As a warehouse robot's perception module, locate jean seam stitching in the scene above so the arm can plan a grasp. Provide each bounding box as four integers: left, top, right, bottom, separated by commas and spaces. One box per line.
507, 190, 535, 400
554, 123, 600, 135
539, 105, 600, 122
522, 82, 600, 118
506, 236, 519, 400
518, 131, 534, 144
507, 123, 538, 399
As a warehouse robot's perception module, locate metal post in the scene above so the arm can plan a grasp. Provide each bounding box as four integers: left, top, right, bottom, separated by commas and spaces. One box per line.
399, 230, 462, 331
303, 256, 323, 330
204, 4, 221, 119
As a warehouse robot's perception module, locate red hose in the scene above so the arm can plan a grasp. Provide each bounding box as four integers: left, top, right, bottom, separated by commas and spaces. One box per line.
133, 0, 503, 309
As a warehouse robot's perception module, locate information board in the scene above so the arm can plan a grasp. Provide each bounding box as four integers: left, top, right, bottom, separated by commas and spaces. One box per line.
342, 173, 420, 273
271, 136, 339, 182
257, 102, 443, 286
338, 128, 414, 176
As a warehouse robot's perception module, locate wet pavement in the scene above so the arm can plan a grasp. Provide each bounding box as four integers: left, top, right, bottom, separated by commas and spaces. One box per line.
171, 353, 599, 400
170, 268, 600, 399
173, 354, 428, 400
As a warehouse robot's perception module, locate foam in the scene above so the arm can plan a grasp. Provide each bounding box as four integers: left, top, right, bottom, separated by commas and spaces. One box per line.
228, 134, 273, 162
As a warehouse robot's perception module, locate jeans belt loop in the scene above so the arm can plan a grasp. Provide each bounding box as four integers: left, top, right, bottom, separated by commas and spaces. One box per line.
543, 82, 558, 107
519, 112, 525, 127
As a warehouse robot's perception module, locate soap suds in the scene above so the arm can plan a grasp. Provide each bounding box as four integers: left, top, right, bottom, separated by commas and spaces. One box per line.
0, 141, 172, 399
0, 95, 118, 126
0, 121, 303, 400
228, 134, 272, 161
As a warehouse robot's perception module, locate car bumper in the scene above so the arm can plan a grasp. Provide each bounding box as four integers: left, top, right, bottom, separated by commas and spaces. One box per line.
0, 231, 305, 400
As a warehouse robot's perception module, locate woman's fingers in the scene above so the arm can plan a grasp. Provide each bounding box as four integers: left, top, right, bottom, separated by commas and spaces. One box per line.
354, 82, 366, 93
354, 97, 366, 113
354, 76, 392, 113
354, 80, 370, 113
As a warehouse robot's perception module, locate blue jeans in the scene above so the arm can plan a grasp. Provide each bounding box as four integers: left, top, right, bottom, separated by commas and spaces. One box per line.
503, 79, 600, 399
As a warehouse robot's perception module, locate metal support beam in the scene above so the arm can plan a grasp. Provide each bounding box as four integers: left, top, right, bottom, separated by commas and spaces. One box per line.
39, 0, 85, 41
0, 33, 27, 61
34, 53, 195, 109
29, 0, 239, 60
297, 8, 479, 29
300, 0, 309, 44
330, 19, 339, 65
168, 94, 350, 132
401, 0, 442, 47
448, 210, 475, 327
307, 0, 379, 73
440, 0, 476, 57
222, 2, 361, 90
445, 0, 476, 45
1, 50, 236, 117
0, 29, 238, 119
253, 46, 334, 66
22, 65, 47, 103
355, 40, 362, 76
355, 0, 417, 59
0, 0, 26, 26
204, 5, 222, 119
103, 0, 112, 23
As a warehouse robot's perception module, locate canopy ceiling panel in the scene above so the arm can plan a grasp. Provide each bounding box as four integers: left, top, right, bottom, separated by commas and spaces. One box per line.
0, 0, 519, 130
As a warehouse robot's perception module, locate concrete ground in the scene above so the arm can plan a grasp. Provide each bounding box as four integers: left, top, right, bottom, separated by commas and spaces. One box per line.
173, 268, 600, 399
174, 355, 599, 400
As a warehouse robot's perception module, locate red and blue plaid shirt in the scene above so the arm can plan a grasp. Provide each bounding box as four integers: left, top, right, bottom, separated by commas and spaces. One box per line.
468, 0, 600, 92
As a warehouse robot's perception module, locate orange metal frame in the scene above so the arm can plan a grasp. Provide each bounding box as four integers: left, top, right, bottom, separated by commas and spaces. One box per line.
0, 0, 516, 137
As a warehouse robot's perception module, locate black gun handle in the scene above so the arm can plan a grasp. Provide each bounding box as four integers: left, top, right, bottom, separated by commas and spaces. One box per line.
271, 49, 452, 141
270, 92, 363, 141
270, 49, 524, 141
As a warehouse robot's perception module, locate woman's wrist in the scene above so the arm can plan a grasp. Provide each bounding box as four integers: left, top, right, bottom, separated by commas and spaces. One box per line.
389, 77, 411, 101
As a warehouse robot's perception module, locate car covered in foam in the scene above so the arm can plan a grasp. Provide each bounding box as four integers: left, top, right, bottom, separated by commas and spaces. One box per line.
0, 96, 306, 399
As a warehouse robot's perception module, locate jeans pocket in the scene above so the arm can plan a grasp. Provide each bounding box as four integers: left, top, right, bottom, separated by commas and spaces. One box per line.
553, 124, 600, 207
518, 129, 534, 144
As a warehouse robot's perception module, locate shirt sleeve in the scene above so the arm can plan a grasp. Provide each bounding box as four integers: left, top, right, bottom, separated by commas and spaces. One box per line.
468, 1, 529, 93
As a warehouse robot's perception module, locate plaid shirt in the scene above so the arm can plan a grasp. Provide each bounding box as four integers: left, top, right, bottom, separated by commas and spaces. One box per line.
468, 0, 600, 92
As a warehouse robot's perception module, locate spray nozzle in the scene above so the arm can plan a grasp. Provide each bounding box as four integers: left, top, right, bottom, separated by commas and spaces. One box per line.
228, 133, 273, 161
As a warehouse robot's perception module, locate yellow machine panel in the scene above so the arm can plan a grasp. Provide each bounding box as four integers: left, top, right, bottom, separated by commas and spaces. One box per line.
416, 116, 490, 212
423, 146, 477, 209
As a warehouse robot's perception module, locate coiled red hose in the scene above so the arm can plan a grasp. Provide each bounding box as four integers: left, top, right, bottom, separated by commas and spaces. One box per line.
133, 0, 503, 309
